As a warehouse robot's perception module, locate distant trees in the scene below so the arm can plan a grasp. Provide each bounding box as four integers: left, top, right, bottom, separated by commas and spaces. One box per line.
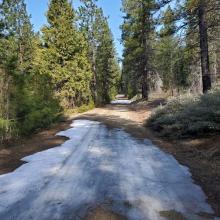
155, 6, 190, 94
95, 16, 120, 104
198, 0, 211, 92
78, 0, 101, 102
121, 0, 220, 97
161, 0, 220, 93
121, 0, 156, 99
78, 0, 120, 105
182, 0, 211, 93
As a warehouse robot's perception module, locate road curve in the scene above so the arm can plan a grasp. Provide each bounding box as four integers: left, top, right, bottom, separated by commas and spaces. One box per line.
0, 120, 218, 220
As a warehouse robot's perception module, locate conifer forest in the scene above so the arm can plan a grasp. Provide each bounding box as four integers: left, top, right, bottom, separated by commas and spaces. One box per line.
0, 0, 220, 142
0, 0, 220, 219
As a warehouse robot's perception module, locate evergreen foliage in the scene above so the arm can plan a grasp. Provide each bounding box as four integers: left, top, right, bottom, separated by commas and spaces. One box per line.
42, 0, 93, 109
121, 0, 156, 99
0, 0, 61, 140
96, 17, 120, 104
1, 0, 220, 142
78, 0, 120, 105
155, 6, 190, 94
159, 0, 220, 93
0, 0, 121, 142
121, 0, 220, 97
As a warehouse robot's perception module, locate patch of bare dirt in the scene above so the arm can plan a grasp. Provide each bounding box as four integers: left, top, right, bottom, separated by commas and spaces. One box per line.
159, 210, 188, 220
84, 208, 127, 220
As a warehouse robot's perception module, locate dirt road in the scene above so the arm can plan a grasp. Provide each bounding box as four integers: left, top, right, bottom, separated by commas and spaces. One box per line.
0, 103, 219, 220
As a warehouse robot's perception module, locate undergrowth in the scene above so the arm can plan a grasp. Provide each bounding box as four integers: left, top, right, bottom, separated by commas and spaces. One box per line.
147, 88, 220, 138
0, 118, 17, 143
0, 102, 95, 144
65, 102, 95, 115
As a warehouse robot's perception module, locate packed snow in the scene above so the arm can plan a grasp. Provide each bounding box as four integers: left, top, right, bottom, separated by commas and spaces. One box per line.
111, 100, 132, 105
0, 120, 218, 220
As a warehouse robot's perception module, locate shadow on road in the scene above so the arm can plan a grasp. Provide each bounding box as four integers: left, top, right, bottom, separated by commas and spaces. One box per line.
75, 112, 148, 140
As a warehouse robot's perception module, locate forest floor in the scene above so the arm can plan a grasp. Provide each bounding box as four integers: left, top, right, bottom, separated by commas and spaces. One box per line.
0, 96, 219, 219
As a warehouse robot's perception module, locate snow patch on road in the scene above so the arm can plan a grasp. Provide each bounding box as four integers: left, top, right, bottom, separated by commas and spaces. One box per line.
111, 100, 132, 105
0, 120, 216, 220
0, 120, 100, 214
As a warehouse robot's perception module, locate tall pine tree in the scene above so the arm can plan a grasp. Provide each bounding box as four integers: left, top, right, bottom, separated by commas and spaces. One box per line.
78, 0, 120, 105
121, 0, 156, 99
78, 0, 101, 102
96, 17, 120, 104
156, 6, 189, 94
0, 0, 34, 122
42, 0, 92, 108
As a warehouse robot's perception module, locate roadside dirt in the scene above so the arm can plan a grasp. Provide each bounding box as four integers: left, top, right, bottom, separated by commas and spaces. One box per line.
0, 97, 219, 217
0, 120, 71, 175
85, 208, 127, 220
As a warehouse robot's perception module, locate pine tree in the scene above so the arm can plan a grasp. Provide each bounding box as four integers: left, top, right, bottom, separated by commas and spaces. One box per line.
159, 0, 217, 93
42, 0, 92, 108
207, 0, 220, 84
0, 0, 41, 139
1, 0, 34, 71
121, 0, 156, 99
78, 0, 120, 104
96, 17, 120, 104
156, 6, 189, 94
0, 0, 34, 120
78, 0, 101, 102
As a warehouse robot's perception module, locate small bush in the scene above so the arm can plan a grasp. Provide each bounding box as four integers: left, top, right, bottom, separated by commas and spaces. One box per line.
0, 118, 17, 143
77, 102, 95, 113
64, 101, 95, 115
147, 88, 220, 138
20, 106, 60, 135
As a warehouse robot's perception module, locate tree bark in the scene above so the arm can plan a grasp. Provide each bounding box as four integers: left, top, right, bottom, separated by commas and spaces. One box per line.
142, 77, 149, 99
198, 0, 212, 93
141, 2, 150, 100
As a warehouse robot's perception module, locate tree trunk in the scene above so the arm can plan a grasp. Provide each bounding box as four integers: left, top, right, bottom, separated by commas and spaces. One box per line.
142, 76, 149, 99
141, 2, 150, 100
214, 48, 217, 83
91, 44, 98, 104
198, 0, 212, 93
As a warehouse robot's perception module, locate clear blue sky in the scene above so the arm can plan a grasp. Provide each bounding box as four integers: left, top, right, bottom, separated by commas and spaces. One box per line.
24, 0, 123, 58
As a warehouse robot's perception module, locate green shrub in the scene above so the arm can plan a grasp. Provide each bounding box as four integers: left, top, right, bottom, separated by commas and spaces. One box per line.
20, 106, 61, 135
0, 118, 17, 143
77, 102, 95, 113
64, 101, 95, 116
147, 88, 220, 138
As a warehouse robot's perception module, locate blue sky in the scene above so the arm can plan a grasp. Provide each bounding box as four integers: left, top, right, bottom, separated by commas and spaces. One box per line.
24, 0, 123, 58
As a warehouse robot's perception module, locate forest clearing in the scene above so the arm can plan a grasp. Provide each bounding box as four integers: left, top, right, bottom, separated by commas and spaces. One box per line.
0, 0, 220, 219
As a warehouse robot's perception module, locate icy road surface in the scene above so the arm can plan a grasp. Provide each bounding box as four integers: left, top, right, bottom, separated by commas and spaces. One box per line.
0, 120, 217, 220
111, 99, 132, 105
